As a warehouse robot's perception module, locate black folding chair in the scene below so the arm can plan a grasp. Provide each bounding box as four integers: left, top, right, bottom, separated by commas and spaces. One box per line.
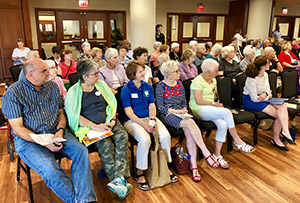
217, 76, 257, 146
236, 74, 274, 146
68, 72, 80, 87
9, 64, 23, 82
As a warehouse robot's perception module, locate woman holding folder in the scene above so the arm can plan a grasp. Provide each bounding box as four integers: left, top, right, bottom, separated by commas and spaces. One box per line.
243, 55, 296, 150
65, 59, 132, 199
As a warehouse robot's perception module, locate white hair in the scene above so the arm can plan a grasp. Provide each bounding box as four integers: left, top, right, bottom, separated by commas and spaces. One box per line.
221, 45, 234, 58
45, 60, 56, 68
243, 45, 255, 56
153, 41, 162, 50
171, 42, 180, 50
26, 50, 40, 59
189, 40, 197, 48
201, 59, 219, 73
105, 48, 118, 60
196, 43, 205, 52
211, 44, 222, 55
160, 60, 179, 78
264, 46, 275, 55
157, 53, 170, 66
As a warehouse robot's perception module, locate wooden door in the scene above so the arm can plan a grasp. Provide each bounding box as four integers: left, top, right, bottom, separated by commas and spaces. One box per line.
0, 7, 25, 78
195, 16, 215, 42
57, 11, 84, 60
180, 15, 196, 51
83, 12, 109, 47
276, 17, 295, 41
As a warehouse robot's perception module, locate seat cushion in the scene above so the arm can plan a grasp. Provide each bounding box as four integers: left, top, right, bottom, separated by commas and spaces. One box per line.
194, 119, 217, 131
232, 109, 256, 125
251, 111, 273, 120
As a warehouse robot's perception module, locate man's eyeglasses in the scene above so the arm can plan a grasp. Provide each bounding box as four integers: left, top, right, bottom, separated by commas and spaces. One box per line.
173, 70, 180, 73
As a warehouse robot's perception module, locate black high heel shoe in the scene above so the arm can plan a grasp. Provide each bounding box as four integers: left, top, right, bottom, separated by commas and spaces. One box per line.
271, 139, 289, 151
281, 133, 297, 145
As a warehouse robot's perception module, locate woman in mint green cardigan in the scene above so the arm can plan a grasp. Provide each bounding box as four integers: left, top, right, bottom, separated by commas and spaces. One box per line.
65, 59, 132, 200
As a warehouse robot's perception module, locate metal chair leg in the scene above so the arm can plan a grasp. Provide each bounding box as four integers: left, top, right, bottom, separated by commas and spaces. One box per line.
17, 156, 21, 183
26, 165, 34, 203
227, 132, 233, 154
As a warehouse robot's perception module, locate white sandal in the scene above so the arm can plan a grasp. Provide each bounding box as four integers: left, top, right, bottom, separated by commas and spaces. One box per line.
212, 154, 229, 169
234, 142, 255, 153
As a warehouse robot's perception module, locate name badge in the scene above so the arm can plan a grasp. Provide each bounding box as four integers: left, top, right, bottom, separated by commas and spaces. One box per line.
95, 91, 101, 96
131, 93, 138, 98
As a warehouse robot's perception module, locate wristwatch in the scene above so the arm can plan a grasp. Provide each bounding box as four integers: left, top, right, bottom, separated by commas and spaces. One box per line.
264, 92, 269, 96
150, 118, 156, 121
57, 127, 65, 132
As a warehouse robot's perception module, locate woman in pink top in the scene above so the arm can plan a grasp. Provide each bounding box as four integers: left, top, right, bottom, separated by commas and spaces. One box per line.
178, 49, 198, 81
45, 60, 67, 100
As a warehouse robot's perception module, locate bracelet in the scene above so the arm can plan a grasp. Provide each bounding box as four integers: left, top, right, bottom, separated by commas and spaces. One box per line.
150, 117, 156, 121
110, 118, 117, 122
87, 122, 92, 128
264, 92, 269, 97
57, 127, 65, 132
275, 60, 280, 63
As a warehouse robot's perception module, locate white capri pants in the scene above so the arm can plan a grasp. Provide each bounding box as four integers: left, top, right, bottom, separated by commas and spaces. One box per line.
195, 106, 235, 143
124, 118, 171, 170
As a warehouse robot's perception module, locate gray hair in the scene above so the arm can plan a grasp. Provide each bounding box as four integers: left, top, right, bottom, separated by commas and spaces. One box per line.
189, 40, 197, 48
81, 42, 91, 49
201, 59, 219, 73
153, 41, 162, 50
157, 53, 170, 66
221, 45, 234, 58
160, 60, 179, 78
243, 45, 255, 56
23, 62, 35, 76
26, 50, 40, 59
45, 60, 56, 68
105, 48, 118, 60
211, 44, 222, 56
76, 59, 99, 83
171, 42, 179, 50
196, 43, 205, 52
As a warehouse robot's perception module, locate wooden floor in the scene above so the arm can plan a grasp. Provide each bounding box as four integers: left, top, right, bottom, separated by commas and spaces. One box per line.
1, 83, 300, 202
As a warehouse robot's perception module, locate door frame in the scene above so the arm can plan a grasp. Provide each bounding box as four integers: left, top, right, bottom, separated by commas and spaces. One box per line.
166, 12, 229, 50
35, 8, 126, 57
273, 15, 300, 41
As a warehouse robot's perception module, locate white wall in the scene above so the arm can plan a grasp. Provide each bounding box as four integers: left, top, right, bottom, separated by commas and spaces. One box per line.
247, 0, 273, 40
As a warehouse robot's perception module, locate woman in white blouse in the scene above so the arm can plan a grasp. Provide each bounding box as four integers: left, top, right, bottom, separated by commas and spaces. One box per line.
243, 55, 296, 150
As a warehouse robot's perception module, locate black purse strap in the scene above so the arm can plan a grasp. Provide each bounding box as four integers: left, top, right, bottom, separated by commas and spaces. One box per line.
63, 61, 72, 79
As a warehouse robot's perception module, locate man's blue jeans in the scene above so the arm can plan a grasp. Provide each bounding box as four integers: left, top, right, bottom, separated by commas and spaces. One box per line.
14, 129, 97, 203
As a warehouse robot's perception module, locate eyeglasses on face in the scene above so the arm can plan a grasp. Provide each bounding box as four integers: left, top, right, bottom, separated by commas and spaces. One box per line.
172, 70, 180, 73
87, 72, 99, 76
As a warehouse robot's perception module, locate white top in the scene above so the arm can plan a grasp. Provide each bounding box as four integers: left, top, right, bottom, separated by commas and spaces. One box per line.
234, 33, 247, 47
144, 65, 153, 83
243, 72, 270, 102
111, 70, 121, 89
12, 47, 30, 58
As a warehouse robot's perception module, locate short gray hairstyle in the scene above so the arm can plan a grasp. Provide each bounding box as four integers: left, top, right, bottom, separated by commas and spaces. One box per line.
189, 40, 197, 48
76, 59, 99, 83
264, 46, 275, 56
26, 50, 40, 59
201, 59, 219, 73
45, 60, 56, 68
221, 45, 234, 58
171, 42, 179, 50
105, 48, 118, 60
153, 41, 162, 50
211, 44, 222, 56
157, 53, 170, 66
196, 43, 205, 52
160, 60, 179, 78
243, 45, 255, 56
81, 41, 91, 49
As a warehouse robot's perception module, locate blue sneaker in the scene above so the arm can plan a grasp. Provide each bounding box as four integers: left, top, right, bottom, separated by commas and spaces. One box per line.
107, 177, 128, 199
119, 177, 133, 198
